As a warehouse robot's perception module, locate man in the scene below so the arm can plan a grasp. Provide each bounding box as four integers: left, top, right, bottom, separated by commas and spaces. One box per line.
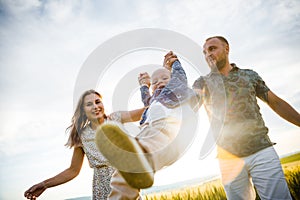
193, 36, 300, 200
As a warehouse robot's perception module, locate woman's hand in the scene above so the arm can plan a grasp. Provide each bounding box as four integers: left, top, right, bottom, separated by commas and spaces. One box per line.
24, 147, 84, 200
108, 111, 122, 122
24, 181, 47, 200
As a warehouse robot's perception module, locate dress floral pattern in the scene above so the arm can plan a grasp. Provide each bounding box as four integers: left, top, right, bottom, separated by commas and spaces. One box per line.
80, 125, 115, 200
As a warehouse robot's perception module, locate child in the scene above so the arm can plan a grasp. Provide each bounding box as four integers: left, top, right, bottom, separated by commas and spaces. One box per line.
95, 51, 197, 199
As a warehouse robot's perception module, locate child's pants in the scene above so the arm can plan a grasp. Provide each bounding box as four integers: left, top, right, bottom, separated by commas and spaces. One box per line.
109, 104, 197, 199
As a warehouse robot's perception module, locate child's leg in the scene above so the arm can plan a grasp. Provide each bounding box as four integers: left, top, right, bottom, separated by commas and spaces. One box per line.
95, 105, 197, 198
137, 118, 181, 171
108, 170, 142, 200
95, 121, 154, 189
138, 104, 198, 171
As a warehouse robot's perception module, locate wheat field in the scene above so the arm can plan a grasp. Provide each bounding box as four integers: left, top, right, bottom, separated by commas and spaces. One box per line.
144, 154, 300, 200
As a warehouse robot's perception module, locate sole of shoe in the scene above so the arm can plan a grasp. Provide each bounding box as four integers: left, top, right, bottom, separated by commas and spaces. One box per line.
95, 121, 154, 189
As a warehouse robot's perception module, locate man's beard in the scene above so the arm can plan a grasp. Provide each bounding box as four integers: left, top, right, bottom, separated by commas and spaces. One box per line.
215, 58, 226, 71
209, 58, 226, 72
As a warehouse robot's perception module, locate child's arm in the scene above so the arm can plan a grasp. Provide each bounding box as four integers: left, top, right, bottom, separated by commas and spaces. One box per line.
156, 51, 196, 108
163, 51, 188, 87
138, 72, 152, 106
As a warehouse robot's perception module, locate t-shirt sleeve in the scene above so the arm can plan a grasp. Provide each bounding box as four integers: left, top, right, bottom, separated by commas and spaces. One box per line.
192, 76, 207, 105
192, 76, 205, 89
252, 70, 270, 103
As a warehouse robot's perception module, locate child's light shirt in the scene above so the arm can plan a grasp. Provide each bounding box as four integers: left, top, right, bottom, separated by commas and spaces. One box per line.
143, 100, 184, 125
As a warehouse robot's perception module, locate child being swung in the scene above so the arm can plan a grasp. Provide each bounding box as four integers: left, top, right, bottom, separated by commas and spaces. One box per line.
96, 51, 198, 199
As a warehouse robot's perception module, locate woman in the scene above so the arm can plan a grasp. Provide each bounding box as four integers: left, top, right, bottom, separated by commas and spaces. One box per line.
24, 89, 144, 200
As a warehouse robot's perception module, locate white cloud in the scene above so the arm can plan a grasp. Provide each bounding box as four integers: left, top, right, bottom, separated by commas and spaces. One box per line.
270, 0, 300, 29
42, 0, 80, 23
0, 0, 41, 16
0, 110, 70, 156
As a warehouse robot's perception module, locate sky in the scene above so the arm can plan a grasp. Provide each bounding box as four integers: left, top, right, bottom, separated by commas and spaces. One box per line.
0, 0, 300, 199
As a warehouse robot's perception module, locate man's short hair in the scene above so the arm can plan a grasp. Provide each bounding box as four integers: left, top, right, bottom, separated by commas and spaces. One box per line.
206, 36, 229, 46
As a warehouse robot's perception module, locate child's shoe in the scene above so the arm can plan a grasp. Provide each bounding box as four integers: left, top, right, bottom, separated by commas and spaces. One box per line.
95, 121, 154, 189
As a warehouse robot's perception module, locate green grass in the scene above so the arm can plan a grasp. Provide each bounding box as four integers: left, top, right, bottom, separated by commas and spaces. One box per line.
144, 180, 227, 200
285, 165, 300, 200
280, 152, 300, 164
144, 152, 300, 200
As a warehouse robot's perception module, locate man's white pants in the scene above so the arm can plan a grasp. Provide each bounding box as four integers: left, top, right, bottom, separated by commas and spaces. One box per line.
219, 146, 292, 200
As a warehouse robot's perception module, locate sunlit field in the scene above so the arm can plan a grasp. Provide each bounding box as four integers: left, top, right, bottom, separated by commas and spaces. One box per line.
144, 153, 300, 200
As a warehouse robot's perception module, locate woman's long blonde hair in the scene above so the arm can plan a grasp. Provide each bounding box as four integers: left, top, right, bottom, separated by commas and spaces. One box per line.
65, 89, 106, 148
